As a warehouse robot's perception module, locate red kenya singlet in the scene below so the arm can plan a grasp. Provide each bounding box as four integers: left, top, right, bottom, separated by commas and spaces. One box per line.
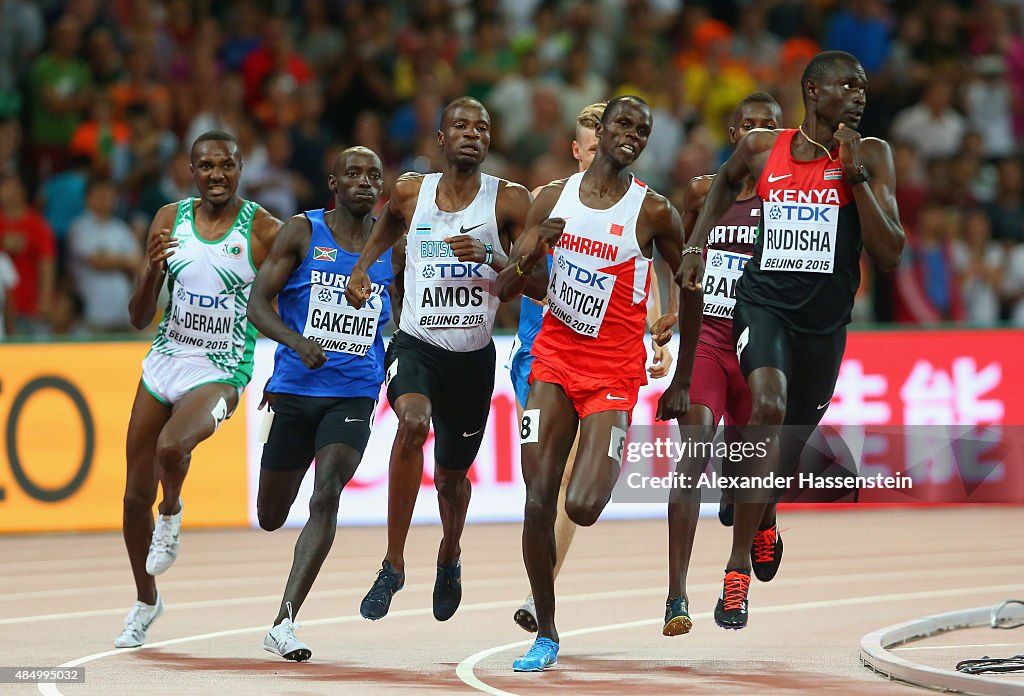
738, 128, 863, 334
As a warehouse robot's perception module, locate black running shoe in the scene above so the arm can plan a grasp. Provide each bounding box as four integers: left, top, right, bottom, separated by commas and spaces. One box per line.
751, 522, 783, 582
433, 559, 462, 621
714, 569, 750, 629
718, 500, 734, 527
360, 561, 404, 620
662, 596, 692, 636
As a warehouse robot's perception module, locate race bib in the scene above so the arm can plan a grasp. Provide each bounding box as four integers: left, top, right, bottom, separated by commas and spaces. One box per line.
546, 250, 614, 337
167, 286, 234, 351
414, 259, 490, 329
702, 249, 750, 319
303, 284, 381, 356
760, 200, 839, 274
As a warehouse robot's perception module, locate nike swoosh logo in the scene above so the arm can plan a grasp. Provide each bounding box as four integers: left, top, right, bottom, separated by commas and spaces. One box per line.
345, 417, 365, 422
605, 393, 627, 401
816, 402, 830, 410
767, 173, 791, 183
459, 222, 486, 235
375, 259, 386, 263
462, 428, 483, 438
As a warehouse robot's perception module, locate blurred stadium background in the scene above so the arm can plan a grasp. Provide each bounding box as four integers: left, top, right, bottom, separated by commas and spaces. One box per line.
0, 0, 1022, 534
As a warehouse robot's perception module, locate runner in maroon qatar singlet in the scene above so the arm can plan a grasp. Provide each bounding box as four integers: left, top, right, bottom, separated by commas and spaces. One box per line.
690, 194, 760, 425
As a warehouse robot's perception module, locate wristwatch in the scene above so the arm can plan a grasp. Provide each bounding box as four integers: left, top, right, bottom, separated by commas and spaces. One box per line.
849, 163, 870, 186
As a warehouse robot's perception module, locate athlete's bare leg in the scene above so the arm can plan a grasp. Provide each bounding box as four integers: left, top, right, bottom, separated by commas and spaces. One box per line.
729, 367, 786, 571
517, 401, 577, 579
383, 393, 431, 574
435, 464, 471, 565
563, 409, 629, 528
256, 467, 309, 532
667, 404, 716, 600
271, 443, 361, 624
123, 383, 171, 605
521, 381, 579, 643
552, 437, 578, 577
155, 382, 240, 515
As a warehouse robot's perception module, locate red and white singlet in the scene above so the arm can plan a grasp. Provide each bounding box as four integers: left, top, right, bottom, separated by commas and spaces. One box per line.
531, 172, 652, 380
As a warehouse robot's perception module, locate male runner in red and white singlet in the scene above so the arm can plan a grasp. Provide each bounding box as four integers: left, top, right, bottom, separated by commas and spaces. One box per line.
496, 95, 683, 672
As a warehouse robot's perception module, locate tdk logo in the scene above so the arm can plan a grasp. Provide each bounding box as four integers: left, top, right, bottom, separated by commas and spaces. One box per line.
179, 290, 229, 309
766, 204, 832, 223
711, 253, 748, 271
561, 257, 609, 290
422, 263, 484, 279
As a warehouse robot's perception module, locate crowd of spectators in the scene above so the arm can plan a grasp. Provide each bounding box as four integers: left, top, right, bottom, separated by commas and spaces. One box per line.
1, 0, 1023, 338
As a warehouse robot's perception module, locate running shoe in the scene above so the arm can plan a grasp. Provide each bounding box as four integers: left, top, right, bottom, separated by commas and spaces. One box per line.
263, 603, 311, 661
113, 593, 163, 648
718, 500, 734, 527
433, 559, 462, 621
751, 522, 784, 582
662, 596, 692, 636
146, 502, 183, 576
360, 561, 404, 620
714, 569, 751, 629
514, 596, 538, 633
512, 637, 559, 672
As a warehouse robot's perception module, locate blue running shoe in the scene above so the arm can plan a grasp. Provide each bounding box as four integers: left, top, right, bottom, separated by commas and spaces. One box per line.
513, 637, 559, 672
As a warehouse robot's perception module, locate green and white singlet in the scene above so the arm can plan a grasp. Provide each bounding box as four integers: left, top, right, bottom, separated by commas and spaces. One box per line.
147, 198, 260, 392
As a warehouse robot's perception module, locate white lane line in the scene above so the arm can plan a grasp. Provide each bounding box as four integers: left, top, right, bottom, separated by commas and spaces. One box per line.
37, 581, 1024, 696
893, 642, 1024, 652
455, 582, 1024, 696
36, 596, 534, 696
10, 563, 1016, 625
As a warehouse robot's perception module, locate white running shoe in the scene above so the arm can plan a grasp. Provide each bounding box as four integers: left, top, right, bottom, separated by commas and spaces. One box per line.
513, 595, 538, 633
114, 594, 163, 648
146, 502, 183, 576
263, 603, 312, 661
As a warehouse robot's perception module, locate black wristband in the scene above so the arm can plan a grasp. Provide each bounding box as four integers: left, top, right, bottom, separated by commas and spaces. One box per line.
849, 163, 870, 186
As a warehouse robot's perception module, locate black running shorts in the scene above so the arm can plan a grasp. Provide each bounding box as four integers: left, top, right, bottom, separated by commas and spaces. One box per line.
732, 301, 846, 428
260, 393, 376, 472
384, 330, 495, 470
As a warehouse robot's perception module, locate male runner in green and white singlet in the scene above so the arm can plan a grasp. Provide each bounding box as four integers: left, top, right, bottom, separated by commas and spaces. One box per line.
114, 131, 282, 648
